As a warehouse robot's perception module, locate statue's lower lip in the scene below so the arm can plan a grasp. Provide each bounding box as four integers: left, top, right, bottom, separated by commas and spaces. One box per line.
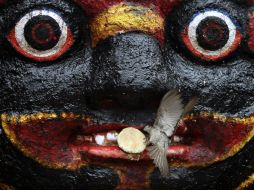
78, 145, 189, 161
1, 112, 254, 169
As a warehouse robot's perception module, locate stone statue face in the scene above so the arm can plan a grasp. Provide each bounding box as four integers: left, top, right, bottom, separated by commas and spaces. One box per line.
1, 0, 254, 189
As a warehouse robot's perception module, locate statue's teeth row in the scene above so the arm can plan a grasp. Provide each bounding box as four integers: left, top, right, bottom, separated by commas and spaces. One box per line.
72, 131, 119, 146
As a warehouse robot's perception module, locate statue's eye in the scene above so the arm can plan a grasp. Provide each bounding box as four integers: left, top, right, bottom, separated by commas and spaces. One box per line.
7, 10, 74, 62
181, 10, 242, 61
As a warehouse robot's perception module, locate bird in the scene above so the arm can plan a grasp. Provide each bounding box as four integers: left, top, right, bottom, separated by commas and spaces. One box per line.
144, 90, 198, 177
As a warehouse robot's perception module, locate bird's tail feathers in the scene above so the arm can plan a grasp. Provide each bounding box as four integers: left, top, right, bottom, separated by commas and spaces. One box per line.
147, 145, 169, 177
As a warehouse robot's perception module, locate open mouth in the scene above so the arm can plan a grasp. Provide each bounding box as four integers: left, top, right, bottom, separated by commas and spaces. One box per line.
1, 112, 254, 169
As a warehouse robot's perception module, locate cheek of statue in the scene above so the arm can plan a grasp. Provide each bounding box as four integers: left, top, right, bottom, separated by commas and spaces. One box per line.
1, 0, 254, 190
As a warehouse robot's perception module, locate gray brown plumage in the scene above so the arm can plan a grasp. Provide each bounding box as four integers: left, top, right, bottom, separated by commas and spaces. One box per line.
144, 90, 198, 177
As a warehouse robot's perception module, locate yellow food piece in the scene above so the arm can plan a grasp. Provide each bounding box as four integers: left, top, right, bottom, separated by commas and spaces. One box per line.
117, 127, 147, 154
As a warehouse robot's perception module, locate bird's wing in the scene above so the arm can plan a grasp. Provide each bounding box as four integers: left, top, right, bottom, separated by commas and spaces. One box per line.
183, 96, 199, 116
154, 90, 184, 137
147, 138, 169, 177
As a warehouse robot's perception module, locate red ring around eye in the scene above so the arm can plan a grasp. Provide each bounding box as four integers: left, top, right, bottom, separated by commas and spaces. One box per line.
181, 11, 242, 62
181, 28, 242, 61
8, 28, 74, 62
7, 10, 74, 62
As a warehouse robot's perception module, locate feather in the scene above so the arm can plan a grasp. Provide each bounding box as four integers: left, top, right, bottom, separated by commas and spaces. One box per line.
154, 90, 184, 137
147, 90, 198, 177
183, 96, 199, 115
147, 144, 169, 177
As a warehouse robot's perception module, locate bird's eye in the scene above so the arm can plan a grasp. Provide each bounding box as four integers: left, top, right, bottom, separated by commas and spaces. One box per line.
181, 10, 242, 61
7, 10, 74, 62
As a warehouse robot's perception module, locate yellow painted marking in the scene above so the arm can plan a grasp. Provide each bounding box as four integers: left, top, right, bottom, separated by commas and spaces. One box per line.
90, 3, 164, 47
1, 112, 254, 169
236, 173, 254, 190
0, 182, 13, 190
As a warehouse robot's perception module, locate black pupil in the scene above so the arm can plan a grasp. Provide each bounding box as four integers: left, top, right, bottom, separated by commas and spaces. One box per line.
196, 17, 229, 51
24, 15, 61, 51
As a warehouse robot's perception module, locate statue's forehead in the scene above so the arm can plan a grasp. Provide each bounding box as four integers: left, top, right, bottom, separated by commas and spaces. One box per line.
0, 1, 251, 14
71, 0, 252, 15
73, 0, 180, 16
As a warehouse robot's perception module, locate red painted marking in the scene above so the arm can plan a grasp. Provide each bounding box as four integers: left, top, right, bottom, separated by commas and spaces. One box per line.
0, 0, 5, 6
74, 0, 181, 17
74, 0, 123, 17
248, 12, 254, 53
5, 114, 254, 168
80, 145, 189, 161
82, 123, 143, 135
246, 0, 254, 4
113, 163, 152, 190
174, 117, 253, 163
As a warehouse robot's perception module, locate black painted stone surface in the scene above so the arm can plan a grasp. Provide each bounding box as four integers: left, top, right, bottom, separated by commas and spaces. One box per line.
0, 0, 254, 189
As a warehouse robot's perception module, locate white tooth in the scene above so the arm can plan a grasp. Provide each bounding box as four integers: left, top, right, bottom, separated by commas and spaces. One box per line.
95, 135, 105, 145
173, 136, 183, 143
169, 148, 185, 155
106, 132, 118, 141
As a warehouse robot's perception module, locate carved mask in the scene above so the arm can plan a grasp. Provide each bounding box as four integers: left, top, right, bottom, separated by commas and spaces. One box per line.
1, 0, 254, 189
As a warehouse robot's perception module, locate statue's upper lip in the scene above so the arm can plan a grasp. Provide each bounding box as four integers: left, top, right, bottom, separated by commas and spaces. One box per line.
1, 112, 254, 169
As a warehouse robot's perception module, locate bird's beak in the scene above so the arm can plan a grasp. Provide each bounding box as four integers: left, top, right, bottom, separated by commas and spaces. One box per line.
144, 125, 151, 133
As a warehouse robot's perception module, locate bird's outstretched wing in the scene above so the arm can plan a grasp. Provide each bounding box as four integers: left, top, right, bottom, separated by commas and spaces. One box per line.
147, 139, 169, 177
148, 90, 198, 177
183, 96, 199, 116
154, 90, 184, 137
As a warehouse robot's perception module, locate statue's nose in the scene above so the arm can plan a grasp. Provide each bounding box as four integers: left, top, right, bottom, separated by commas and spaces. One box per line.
88, 2, 168, 108
90, 32, 167, 109
91, 32, 166, 90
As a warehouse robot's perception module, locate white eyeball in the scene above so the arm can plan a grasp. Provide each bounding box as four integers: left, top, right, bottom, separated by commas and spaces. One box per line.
8, 10, 74, 61
181, 10, 242, 61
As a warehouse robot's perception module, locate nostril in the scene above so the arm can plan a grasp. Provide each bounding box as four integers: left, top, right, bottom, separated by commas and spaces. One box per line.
98, 98, 118, 109
115, 92, 143, 109
87, 94, 117, 110
87, 90, 164, 110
